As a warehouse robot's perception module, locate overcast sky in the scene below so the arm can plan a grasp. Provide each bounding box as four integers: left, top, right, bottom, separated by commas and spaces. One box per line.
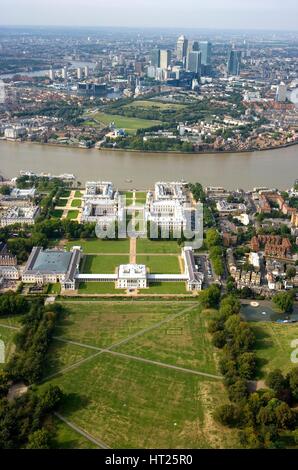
1, 0, 298, 30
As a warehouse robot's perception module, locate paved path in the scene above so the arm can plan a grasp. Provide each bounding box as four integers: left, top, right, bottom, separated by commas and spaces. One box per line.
0, 323, 20, 330
54, 412, 110, 449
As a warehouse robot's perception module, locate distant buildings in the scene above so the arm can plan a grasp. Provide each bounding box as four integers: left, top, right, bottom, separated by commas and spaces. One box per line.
159, 50, 171, 69
199, 41, 212, 67
150, 48, 160, 67
186, 51, 201, 75
276, 82, 287, 103
227, 49, 242, 76
176, 35, 188, 62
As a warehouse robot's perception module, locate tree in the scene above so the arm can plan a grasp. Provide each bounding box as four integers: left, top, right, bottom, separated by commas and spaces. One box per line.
212, 330, 227, 348
266, 369, 286, 395
286, 266, 296, 280
199, 285, 221, 309
214, 404, 241, 427
287, 367, 298, 401
273, 291, 294, 314
0, 185, 11, 196
206, 228, 221, 248
228, 379, 249, 403
238, 352, 257, 380
26, 429, 51, 449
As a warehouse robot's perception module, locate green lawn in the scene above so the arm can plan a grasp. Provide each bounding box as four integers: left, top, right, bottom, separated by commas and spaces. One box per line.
66, 239, 129, 254
51, 416, 98, 449
56, 198, 68, 207
93, 112, 161, 135
47, 283, 61, 295
137, 255, 181, 274
71, 199, 81, 208
67, 210, 79, 220
51, 209, 64, 219
137, 239, 181, 254
144, 282, 190, 295
118, 307, 218, 374
78, 282, 125, 295
123, 100, 185, 110
252, 322, 298, 379
60, 190, 71, 198
53, 301, 175, 348
82, 255, 129, 274
46, 353, 237, 448
75, 190, 83, 198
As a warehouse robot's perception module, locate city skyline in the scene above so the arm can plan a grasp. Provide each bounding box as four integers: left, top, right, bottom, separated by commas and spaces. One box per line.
1, 0, 298, 31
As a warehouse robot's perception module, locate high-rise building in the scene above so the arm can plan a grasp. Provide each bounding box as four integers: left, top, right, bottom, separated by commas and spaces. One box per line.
186, 51, 201, 75
276, 82, 287, 102
189, 41, 199, 52
150, 49, 160, 67
77, 67, 82, 80
227, 50, 241, 76
159, 49, 171, 69
177, 35, 188, 62
62, 66, 68, 80
49, 68, 55, 81
199, 41, 212, 66
84, 66, 89, 78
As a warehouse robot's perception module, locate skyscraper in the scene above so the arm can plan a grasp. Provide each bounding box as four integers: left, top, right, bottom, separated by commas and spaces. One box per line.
177, 35, 188, 62
150, 48, 160, 67
199, 41, 212, 66
159, 49, 171, 69
276, 82, 287, 102
186, 51, 201, 75
227, 50, 242, 76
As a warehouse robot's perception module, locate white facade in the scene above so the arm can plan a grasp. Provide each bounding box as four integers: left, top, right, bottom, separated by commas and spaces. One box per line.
0, 205, 40, 227
117, 264, 147, 289
0, 266, 19, 280
81, 181, 124, 227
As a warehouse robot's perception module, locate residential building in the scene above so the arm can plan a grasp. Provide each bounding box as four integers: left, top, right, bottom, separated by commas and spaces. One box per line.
0, 205, 40, 227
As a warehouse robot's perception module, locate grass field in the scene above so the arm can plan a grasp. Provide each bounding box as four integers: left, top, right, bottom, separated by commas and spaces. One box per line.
78, 282, 125, 294
144, 282, 190, 294
137, 255, 181, 274
82, 255, 129, 274
51, 209, 64, 218
56, 198, 68, 207
123, 100, 185, 110
71, 199, 82, 208
137, 239, 181, 254
66, 210, 79, 220
51, 416, 97, 449
92, 112, 161, 135
75, 191, 83, 198
65, 239, 130, 254
252, 322, 298, 378
46, 353, 237, 448
47, 283, 61, 295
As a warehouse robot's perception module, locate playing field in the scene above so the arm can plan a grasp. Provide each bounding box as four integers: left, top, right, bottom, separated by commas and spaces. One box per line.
137, 255, 181, 274
42, 301, 238, 448
65, 239, 130, 254
251, 322, 298, 378
82, 255, 129, 274
93, 112, 161, 135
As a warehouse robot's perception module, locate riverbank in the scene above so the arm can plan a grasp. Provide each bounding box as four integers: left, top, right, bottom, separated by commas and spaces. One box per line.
1, 138, 298, 155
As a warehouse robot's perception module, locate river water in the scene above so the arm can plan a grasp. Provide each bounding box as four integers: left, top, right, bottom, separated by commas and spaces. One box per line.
0, 141, 297, 190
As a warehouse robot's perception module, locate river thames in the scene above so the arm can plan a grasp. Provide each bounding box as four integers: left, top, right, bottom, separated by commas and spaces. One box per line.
0, 140, 297, 190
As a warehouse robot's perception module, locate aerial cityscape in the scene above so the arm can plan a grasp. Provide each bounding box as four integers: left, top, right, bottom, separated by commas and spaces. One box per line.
0, 0, 298, 458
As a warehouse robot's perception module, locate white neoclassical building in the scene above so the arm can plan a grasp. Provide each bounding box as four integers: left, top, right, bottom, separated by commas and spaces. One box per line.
81, 181, 124, 229
117, 264, 147, 289
145, 181, 189, 231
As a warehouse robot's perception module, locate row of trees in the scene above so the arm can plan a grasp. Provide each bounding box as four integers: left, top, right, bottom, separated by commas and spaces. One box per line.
209, 294, 298, 448
206, 228, 225, 277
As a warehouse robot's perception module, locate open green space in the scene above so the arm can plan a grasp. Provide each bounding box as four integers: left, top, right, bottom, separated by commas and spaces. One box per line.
47, 283, 61, 295
56, 198, 68, 207
60, 190, 71, 198
137, 255, 181, 274
81, 255, 129, 274
123, 100, 185, 110
51, 209, 64, 219
53, 301, 175, 348
75, 191, 83, 198
137, 239, 181, 254
252, 322, 298, 378
71, 199, 81, 208
117, 307, 218, 374
92, 112, 161, 135
47, 353, 237, 448
65, 239, 130, 254
0, 326, 17, 368
66, 210, 79, 220
78, 282, 125, 295
144, 282, 190, 295
51, 416, 97, 449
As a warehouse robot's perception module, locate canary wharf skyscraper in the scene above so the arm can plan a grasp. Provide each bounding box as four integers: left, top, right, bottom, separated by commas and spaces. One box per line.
177, 35, 188, 62
227, 49, 242, 76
